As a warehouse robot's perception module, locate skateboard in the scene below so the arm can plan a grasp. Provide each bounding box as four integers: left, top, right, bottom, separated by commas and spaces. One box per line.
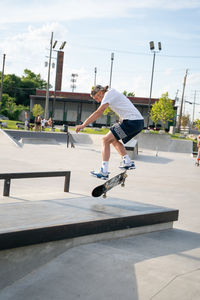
92, 170, 128, 198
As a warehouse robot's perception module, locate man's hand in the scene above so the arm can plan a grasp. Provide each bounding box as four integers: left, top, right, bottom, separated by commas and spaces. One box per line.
75, 124, 85, 133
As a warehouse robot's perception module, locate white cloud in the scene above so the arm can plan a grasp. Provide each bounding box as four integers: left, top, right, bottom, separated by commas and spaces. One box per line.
1, 0, 200, 24
1, 23, 68, 76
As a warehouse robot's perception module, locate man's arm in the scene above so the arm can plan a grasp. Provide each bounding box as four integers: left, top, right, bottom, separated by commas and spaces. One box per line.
75, 103, 109, 133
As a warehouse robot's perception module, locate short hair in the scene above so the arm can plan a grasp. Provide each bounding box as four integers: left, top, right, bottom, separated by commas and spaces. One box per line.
90, 85, 109, 97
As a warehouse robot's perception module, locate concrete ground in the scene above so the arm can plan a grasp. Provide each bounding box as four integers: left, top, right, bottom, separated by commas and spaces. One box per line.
0, 131, 199, 300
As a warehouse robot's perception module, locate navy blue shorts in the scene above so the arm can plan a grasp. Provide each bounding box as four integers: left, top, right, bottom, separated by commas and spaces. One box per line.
110, 119, 144, 144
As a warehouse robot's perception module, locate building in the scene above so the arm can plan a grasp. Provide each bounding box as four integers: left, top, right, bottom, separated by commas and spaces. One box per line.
30, 89, 176, 129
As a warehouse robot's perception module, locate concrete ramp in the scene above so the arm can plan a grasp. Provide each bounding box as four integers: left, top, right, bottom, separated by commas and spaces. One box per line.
0, 129, 22, 147
71, 132, 103, 146
0, 196, 178, 250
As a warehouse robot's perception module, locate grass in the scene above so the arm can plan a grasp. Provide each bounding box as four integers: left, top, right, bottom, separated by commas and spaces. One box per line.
70, 127, 109, 135
1, 120, 198, 142
0, 119, 60, 132
0, 120, 21, 130
142, 129, 198, 142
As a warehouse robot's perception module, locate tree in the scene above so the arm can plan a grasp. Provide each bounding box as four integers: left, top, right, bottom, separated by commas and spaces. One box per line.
0, 69, 47, 107
2, 74, 23, 102
19, 69, 47, 106
0, 93, 28, 120
32, 104, 44, 118
123, 91, 135, 97
102, 107, 115, 127
195, 119, 200, 131
181, 115, 190, 127
150, 92, 175, 129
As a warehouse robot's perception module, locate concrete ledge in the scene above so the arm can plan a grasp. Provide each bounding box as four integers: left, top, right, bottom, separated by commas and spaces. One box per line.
0, 197, 179, 250
19, 138, 59, 145
124, 139, 138, 159
4, 130, 69, 144
136, 132, 193, 153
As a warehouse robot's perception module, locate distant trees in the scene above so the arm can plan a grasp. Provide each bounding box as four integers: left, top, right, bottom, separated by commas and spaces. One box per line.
32, 104, 44, 118
0, 69, 47, 119
150, 92, 175, 129
195, 119, 200, 131
181, 115, 190, 127
123, 91, 135, 97
0, 94, 27, 120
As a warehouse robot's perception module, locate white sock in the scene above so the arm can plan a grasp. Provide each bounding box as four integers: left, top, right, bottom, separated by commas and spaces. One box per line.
123, 154, 131, 164
101, 161, 109, 173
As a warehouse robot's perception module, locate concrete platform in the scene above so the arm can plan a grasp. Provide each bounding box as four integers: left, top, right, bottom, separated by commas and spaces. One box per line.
0, 196, 178, 250
0, 131, 199, 300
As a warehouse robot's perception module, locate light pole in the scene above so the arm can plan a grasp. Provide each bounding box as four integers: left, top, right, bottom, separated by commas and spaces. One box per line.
147, 41, 162, 128
0, 54, 6, 111
71, 73, 78, 92
52, 41, 66, 128
94, 67, 97, 87
44, 32, 54, 120
109, 52, 114, 88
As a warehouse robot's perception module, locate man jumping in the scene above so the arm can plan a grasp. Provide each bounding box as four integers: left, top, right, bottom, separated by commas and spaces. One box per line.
75, 85, 144, 179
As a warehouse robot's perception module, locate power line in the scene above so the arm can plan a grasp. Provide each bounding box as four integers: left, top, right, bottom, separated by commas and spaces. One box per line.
71, 43, 200, 59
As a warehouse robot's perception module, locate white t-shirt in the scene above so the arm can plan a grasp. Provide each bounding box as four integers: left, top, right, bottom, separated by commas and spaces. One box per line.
101, 88, 143, 120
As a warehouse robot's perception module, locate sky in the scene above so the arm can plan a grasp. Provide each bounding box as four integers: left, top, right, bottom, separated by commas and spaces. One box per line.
1, 0, 200, 120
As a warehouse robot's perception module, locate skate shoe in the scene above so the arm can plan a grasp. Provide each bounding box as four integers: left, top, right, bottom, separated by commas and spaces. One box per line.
90, 168, 109, 180
119, 160, 136, 170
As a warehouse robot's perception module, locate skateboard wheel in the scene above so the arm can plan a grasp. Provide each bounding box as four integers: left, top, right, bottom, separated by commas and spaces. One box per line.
121, 183, 125, 187
103, 193, 107, 198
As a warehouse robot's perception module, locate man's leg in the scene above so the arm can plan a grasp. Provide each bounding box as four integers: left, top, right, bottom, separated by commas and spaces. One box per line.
102, 131, 126, 161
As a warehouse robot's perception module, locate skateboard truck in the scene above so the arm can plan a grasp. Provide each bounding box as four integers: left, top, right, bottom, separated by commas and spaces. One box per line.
121, 172, 127, 187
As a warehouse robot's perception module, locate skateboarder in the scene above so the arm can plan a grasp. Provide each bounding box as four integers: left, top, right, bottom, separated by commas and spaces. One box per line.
75, 85, 144, 179
196, 134, 200, 166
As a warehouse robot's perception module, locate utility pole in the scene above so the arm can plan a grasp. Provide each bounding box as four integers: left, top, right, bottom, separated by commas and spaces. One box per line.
0, 54, 6, 111
44, 32, 53, 120
178, 69, 188, 132
192, 90, 196, 127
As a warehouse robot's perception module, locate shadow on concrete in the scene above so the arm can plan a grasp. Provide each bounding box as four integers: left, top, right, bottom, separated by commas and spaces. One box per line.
0, 228, 199, 300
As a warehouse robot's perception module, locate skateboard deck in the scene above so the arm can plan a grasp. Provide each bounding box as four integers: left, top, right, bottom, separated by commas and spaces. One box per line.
92, 170, 127, 198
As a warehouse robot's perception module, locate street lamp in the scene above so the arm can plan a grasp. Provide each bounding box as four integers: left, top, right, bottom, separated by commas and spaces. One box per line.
44, 32, 57, 120
94, 67, 97, 87
44, 33, 66, 124
71, 73, 78, 92
52, 42, 66, 128
147, 41, 162, 128
109, 52, 114, 88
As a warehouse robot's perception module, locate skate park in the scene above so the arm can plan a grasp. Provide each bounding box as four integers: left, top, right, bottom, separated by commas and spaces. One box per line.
0, 129, 199, 300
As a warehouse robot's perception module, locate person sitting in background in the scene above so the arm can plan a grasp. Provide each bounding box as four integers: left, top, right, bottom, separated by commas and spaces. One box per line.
41, 118, 47, 130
